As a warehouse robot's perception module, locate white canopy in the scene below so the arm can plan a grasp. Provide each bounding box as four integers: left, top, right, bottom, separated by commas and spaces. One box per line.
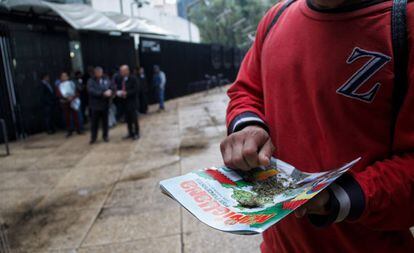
103, 12, 172, 36
44, 1, 118, 32
1, 0, 171, 35
1, 0, 49, 12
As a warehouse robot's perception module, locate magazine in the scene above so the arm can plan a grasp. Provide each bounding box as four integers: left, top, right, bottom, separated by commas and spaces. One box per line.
160, 157, 360, 235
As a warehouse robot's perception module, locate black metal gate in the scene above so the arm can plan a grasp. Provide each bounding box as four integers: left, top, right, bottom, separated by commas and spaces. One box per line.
8, 23, 71, 136
80, 32, 137, 74
0, 23, 17, 142
139, 37, 241, 104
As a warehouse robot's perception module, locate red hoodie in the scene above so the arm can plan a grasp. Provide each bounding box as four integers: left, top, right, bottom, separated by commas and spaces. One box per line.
226, 0, 414, 252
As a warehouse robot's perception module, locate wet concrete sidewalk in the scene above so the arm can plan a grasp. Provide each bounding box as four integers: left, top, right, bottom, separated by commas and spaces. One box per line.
0, 88, 261, 253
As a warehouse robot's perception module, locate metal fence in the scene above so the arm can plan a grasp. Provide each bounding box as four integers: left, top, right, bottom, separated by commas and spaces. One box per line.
0, 220, 11, 253
139, 37, 242, 104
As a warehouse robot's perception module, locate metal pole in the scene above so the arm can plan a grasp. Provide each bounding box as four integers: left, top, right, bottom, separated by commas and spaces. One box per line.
186, 5, 192, 42
131, 2, 136, 17
0, 119, 10, 156
120, 0, 124, 14
187, 18, 192, 42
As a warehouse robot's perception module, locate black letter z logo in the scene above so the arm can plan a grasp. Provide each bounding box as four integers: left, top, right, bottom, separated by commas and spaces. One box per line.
337, 47, 391, 103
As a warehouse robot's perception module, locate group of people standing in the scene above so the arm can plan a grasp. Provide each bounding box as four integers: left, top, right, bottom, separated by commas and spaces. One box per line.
40, 64, 167, 144
41, 71, 84, 137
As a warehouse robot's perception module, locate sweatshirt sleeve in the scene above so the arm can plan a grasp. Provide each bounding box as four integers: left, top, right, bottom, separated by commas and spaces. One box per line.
315, 8, 414, 230
350, 31, 414, 230
226, 5, 281, 135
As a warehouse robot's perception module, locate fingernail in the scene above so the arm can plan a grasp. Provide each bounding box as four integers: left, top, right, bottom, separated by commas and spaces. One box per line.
261, 156, 270, 164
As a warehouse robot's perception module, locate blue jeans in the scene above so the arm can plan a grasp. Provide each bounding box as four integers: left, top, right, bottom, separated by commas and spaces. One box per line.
158, 87, 165, 109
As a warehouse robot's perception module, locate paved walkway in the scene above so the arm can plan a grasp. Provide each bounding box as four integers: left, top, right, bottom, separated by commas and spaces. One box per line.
0, 88, 261, 253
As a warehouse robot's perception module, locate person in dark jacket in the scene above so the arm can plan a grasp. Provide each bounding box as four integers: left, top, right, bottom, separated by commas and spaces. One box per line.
113, 69, 125, 121
118, 65, 140, 140
137, 67, 149, 114
87, 66, 113, 144
82, 66, 94, 123
75, 70, 88, 124
40, 73, 57, 134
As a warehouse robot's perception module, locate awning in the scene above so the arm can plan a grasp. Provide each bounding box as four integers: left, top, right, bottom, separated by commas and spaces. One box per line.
1, 0, 50, 13
1, 0, 118, 32
102, 12, 173, 36
43, 1, 118, 32
0, 0, 170, 35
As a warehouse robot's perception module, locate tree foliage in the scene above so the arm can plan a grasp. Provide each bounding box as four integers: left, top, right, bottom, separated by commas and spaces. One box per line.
188, 0, 274, 48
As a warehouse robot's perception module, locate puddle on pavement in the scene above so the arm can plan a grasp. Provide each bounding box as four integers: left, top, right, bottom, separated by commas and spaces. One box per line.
3, 188, 102, 251
119, 160, 180, 184
23, 144, 57, 150
163, 147, 178, 156
180, 136, 208, 151
119, 171, 151, 183
180, 127, 210, 157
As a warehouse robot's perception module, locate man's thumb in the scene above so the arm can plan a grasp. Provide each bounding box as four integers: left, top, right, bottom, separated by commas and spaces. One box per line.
258, 139, 274, 166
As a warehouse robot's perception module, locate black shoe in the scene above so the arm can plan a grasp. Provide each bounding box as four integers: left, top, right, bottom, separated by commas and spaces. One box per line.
103, 137, 109, 143
123, 134, 133, 140
77, 130, 84, 135
66, 131, 73, 138
133, 134, 140, 140
89, 139, 96, 145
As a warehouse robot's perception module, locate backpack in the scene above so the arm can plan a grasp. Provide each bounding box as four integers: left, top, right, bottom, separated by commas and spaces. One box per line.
263, 0, 409, 139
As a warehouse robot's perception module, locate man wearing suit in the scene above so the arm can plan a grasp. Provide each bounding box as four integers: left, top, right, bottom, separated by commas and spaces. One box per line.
112, 69, 125, 121
137, 67, 149, 114
40, 73, 57, 134
87, 66, 113, 144
118, 65, 140, 140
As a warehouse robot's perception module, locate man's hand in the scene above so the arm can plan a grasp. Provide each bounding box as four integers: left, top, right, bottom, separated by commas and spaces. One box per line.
294, 190, 331, 218
103, 90, 112, 97
220, 125, 274, 171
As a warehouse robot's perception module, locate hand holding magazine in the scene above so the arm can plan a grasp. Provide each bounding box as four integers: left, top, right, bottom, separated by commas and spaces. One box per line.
160, 157, 360, 235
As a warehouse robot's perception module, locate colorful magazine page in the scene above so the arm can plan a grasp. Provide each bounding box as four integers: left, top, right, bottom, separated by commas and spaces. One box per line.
160, 157, 361, 235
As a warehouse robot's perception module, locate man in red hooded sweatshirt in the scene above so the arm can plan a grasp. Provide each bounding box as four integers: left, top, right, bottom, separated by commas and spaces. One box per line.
221, 0, 414, 252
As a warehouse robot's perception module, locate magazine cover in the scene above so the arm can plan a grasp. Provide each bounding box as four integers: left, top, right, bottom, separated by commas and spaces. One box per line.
160, 157, 360, 235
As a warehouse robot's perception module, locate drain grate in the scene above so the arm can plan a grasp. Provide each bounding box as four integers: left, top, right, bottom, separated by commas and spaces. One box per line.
0, 222, 11, 253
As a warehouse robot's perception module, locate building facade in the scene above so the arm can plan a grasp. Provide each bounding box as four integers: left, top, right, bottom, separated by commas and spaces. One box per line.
153, 0, 178, 16
90, 0, 200, 42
